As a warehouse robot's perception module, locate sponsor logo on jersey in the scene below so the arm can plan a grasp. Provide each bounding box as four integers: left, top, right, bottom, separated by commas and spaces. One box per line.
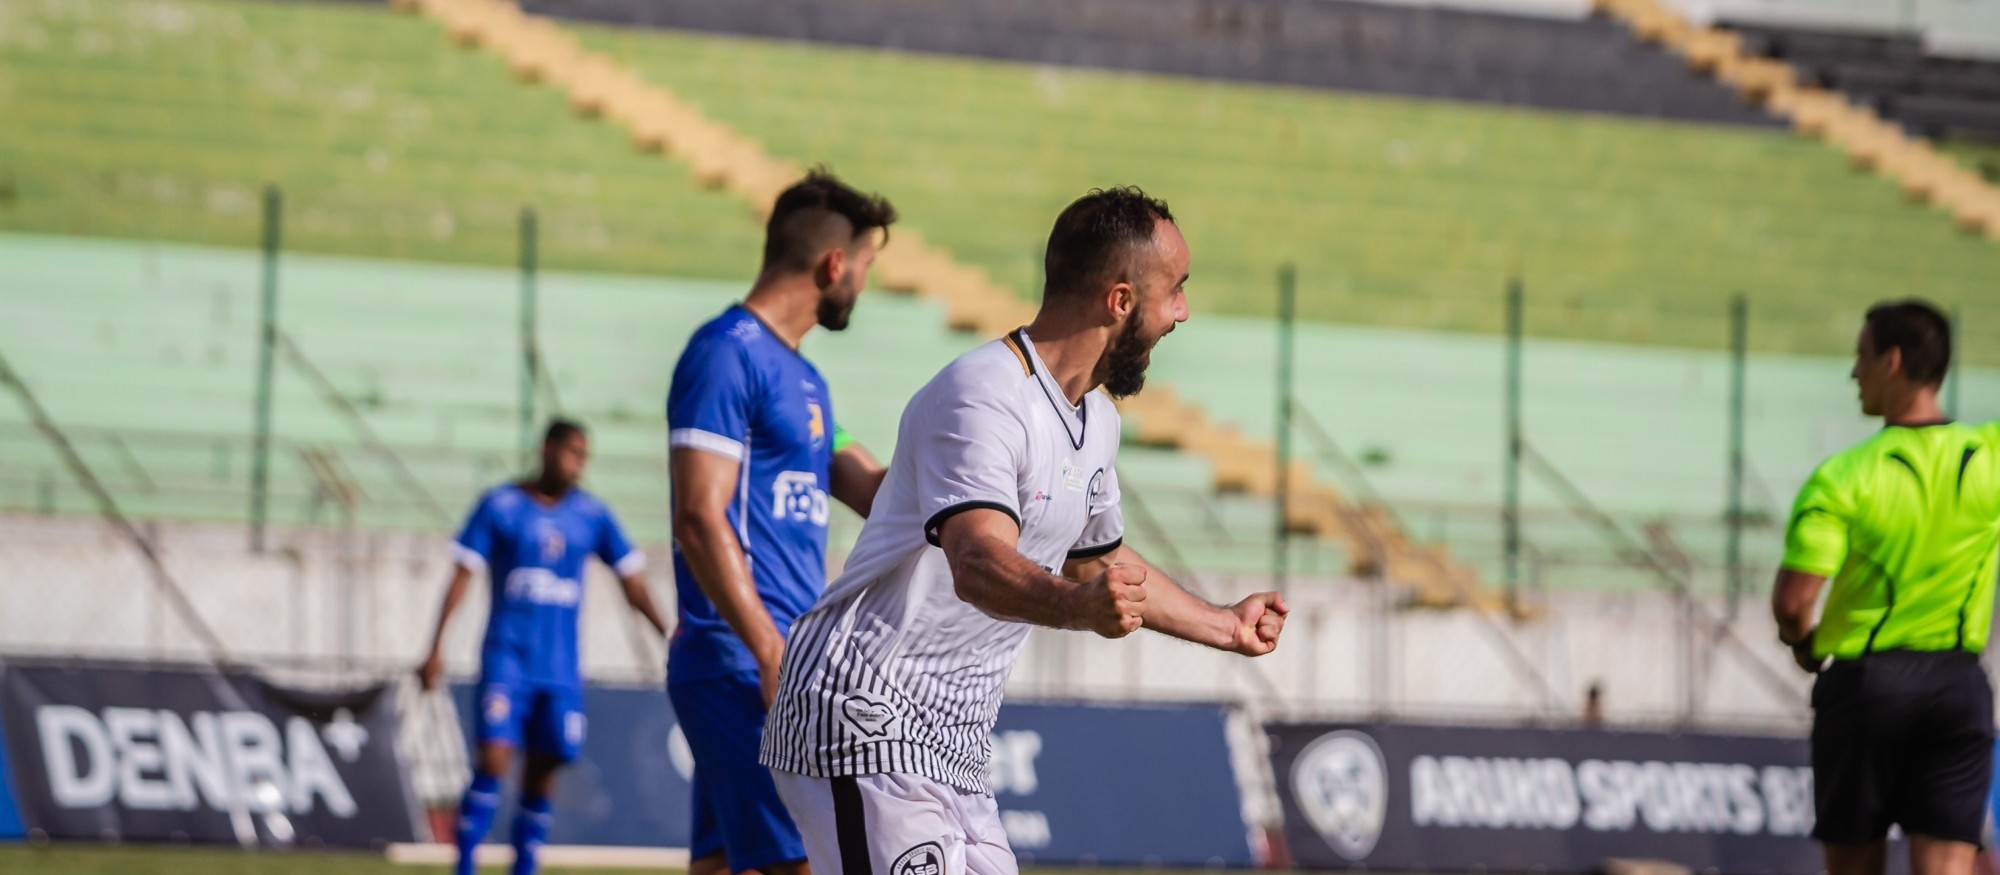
772, 470, 830, 526
503, 568, 584, 607
891, 842, 944, 875
1061, 459, 1088, 492
1292, 730, 1389, 861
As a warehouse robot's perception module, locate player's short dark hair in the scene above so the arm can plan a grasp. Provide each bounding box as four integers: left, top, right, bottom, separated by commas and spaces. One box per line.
1042, 187, 1176, 304
544, 418, 586, 445
761, 168, 897, 274
1865, 299, 1952, 386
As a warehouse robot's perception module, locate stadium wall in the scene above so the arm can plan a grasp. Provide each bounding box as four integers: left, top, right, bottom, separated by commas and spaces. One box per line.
0, 515, 1821, 730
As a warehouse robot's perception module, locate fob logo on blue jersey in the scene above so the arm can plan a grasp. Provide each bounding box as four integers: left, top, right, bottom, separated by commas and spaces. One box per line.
772, 471, 829, 526
502, 568, 583, 607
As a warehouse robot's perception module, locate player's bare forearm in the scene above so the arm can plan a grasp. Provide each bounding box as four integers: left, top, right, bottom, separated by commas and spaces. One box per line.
620, 574, 671, 637
831, 444, 887, 518
1066, 547, 1223, 647
671, 448, 785, 662
941, 509, 1146, 637
1771, 568, 1827, 646
425, 565, 475, 655
1069, 547, 1285, 653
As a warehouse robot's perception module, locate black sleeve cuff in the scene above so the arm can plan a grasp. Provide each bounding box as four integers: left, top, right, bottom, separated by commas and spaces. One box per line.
924, 500, 1021, 547
1066, 538, 1123, 560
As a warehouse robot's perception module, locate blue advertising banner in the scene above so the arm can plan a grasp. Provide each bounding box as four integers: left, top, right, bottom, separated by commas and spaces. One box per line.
1270, 721, 1820, 874
0, 702, 23, 842
448, 687, 1252, 865
0, 658, 419, 847
990, 702, 1253, 867
451, 682, 693, 848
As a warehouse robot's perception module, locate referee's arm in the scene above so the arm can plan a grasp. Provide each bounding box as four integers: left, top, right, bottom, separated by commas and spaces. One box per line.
1772, 569, 1828, 673
1772, 464, 1847, 673
1066, 546, 1287, 656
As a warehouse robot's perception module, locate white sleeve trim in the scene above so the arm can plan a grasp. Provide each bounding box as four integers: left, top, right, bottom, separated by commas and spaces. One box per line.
452, 543, 487, 572
614, 550, 647, 577
670, 428, 746, 462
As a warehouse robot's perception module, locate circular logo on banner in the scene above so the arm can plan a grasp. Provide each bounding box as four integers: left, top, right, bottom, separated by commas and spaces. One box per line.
1291, 730, 1388, 861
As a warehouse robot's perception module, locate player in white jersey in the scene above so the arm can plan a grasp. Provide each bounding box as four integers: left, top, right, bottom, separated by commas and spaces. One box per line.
760, 187, 1288, 875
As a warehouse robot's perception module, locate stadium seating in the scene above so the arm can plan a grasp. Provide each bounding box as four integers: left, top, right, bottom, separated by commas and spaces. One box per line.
8, 0, 2000, 595
0, 233, 1352, 580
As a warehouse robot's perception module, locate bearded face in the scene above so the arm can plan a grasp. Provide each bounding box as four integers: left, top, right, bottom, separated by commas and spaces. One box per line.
817, 264, 862, 331
1103, 304, 1163, 399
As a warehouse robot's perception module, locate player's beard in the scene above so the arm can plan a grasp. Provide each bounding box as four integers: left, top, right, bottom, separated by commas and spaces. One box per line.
1102, 315, 1156, 399
817, 272, 861, 331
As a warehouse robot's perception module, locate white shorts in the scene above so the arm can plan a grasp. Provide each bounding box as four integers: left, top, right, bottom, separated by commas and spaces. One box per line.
771, 771, 1018, 875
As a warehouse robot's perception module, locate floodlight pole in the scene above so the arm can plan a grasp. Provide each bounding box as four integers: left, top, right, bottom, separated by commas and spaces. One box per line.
249, 185, 282, 553
519, 207, 539, 467
1274, 264, 1297, 595
1725, 295, 1748, 620
1503, 279, 1523, 608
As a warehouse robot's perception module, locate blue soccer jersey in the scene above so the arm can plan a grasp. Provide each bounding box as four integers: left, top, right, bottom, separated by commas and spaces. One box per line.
454, 484, 644, 689
666, 305, 838, 685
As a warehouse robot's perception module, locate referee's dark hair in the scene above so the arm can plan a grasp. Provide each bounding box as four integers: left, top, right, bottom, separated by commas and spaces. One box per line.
1042, 187, 1176, 304
544, 418, 586, 445
761, 168, 898, 274
1866, 299, 1952, 386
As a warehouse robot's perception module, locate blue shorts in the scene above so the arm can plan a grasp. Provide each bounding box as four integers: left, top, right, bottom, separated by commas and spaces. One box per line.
476, 655, 585, 762
669, 669, 805, 873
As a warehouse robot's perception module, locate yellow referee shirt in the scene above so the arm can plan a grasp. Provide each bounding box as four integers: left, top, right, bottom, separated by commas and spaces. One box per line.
1784, 422, 2000, 660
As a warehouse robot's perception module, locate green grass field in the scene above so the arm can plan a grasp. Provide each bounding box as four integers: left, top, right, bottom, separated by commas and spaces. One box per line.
4, 0, 1999, 363
0, 846, 1213, 875
2, 845, 682, 874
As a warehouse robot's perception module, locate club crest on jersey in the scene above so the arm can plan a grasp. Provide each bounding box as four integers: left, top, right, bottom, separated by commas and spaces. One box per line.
840, 694, 897, 738
1088, 468, 1106, 502
807, 399, 827, 449
892, 842, 945, 875
536, 522, 565, 563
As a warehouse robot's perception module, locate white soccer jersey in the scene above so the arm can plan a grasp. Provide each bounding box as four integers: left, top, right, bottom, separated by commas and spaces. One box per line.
761, 328, 1124, 793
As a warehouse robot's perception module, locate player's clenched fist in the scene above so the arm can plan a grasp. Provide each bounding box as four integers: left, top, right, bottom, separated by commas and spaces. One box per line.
1228, 592, 1288, 656
1073, 562, 1149, 638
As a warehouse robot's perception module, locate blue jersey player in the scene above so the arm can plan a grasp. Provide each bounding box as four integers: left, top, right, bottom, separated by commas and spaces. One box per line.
667, 170, 895, 875
419, 419, 670, 875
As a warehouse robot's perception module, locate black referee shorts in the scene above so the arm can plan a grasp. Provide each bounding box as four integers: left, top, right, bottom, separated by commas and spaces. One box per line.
1811, 649, 1995, 846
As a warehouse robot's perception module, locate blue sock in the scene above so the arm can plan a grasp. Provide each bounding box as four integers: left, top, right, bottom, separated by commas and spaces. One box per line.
510, 794, 553, 875
454, 773, 503, 875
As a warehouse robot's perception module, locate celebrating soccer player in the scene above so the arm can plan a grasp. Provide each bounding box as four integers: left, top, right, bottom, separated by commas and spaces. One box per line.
417, 419, 670, 875
760, 187, 1287, 873
666, 170, 896, 875
1772, 300, 1998, 875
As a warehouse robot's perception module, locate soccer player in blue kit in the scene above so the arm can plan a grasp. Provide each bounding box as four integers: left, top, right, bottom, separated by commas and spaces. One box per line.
667, 170, 896, 875
418, 419, 670, 875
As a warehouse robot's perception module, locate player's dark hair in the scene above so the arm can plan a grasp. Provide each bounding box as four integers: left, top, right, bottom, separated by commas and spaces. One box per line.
1042, 187, 1175, 304
1865, 299, 1952, 386
544, 418, 586, 445
761, 168, 898, 274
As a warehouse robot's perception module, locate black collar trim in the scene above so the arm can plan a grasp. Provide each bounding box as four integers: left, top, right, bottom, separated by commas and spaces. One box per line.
1010, 328, 1086, 451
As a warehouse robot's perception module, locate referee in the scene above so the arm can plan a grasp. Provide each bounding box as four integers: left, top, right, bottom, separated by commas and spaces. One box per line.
1773, 299, 1998, 875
